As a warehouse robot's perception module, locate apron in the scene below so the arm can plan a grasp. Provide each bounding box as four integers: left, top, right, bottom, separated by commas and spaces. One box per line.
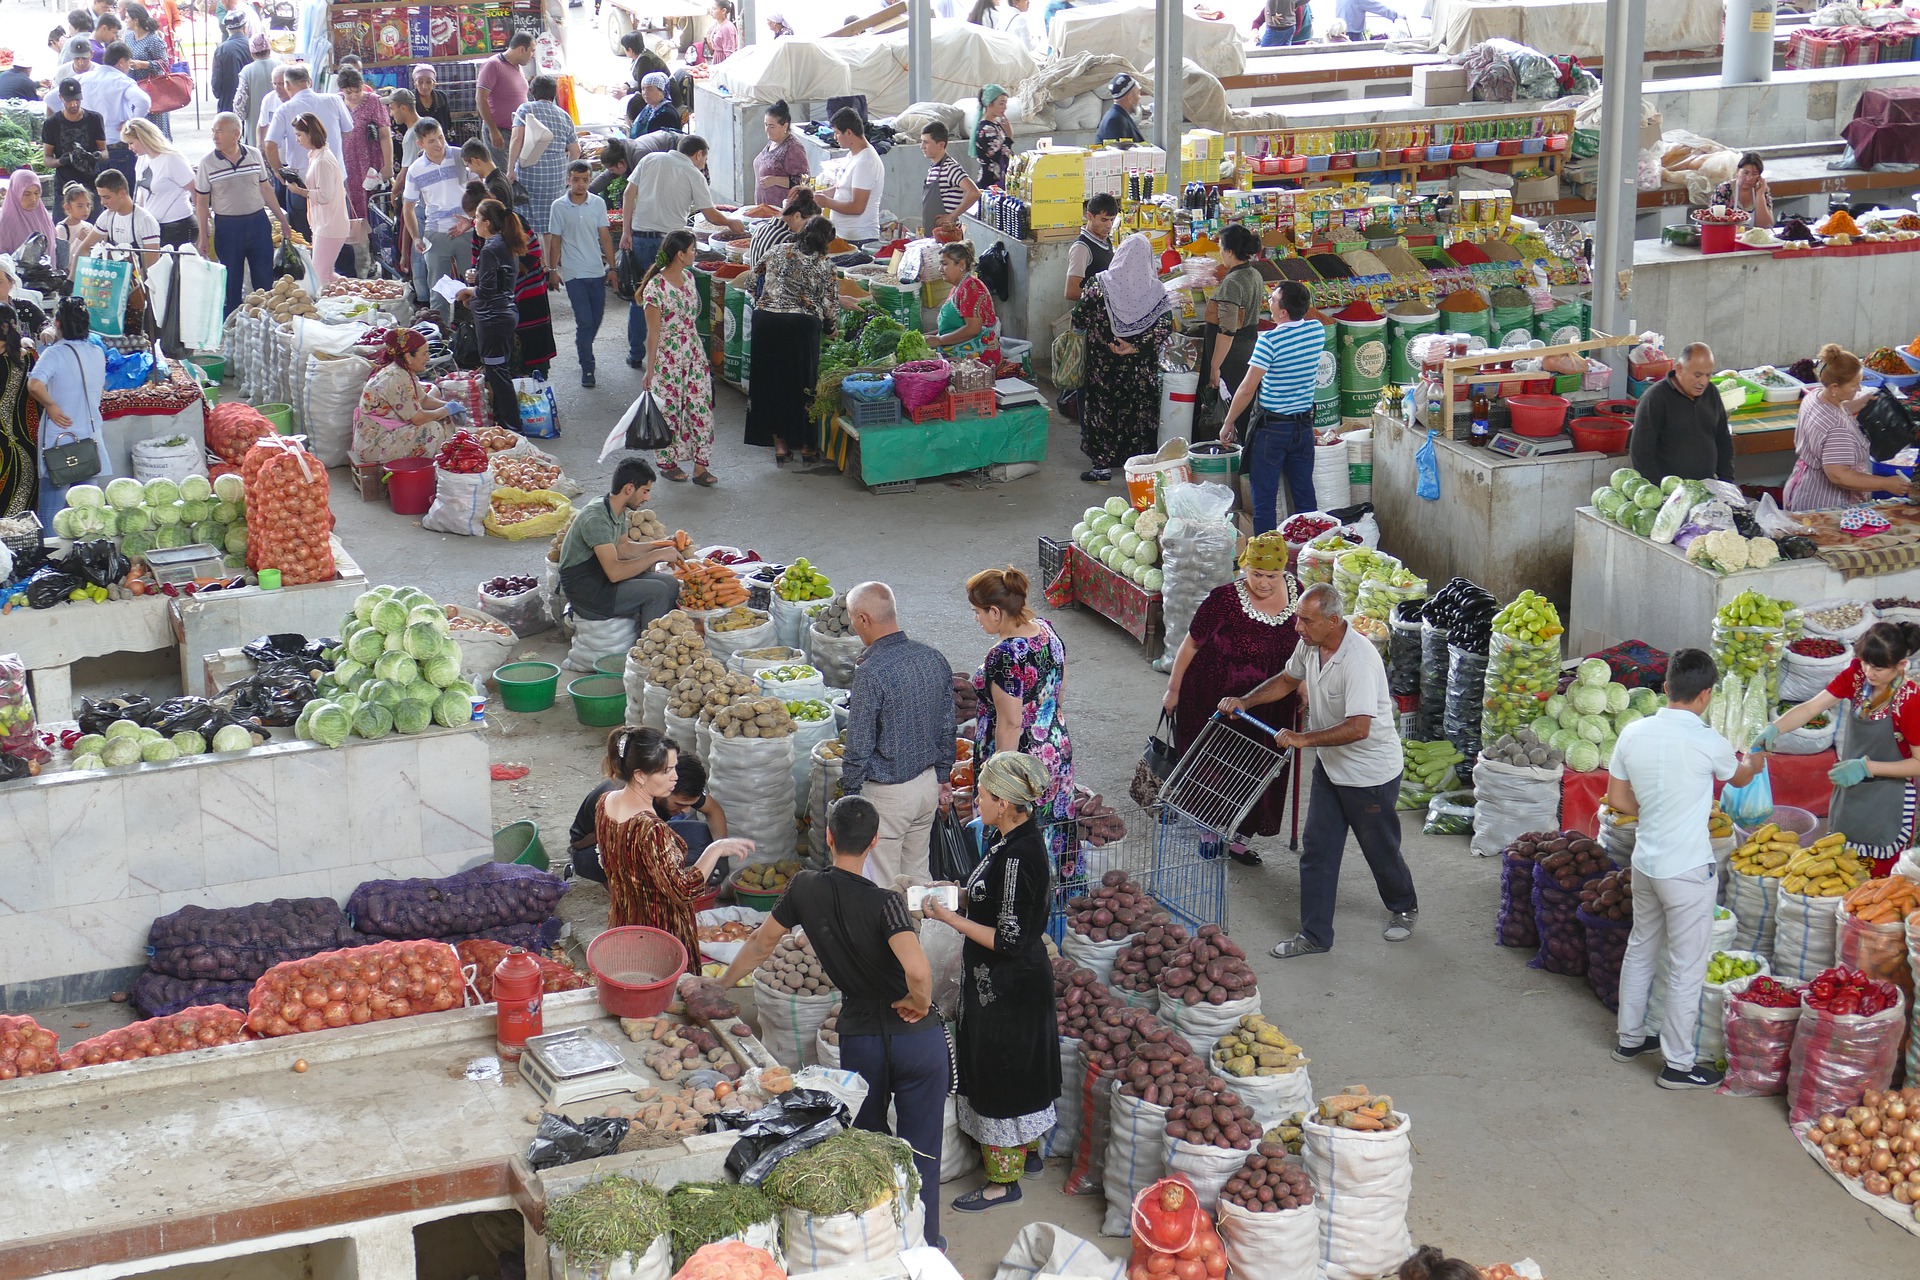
938, 287, 997, 365
1829, 695, 1912, 848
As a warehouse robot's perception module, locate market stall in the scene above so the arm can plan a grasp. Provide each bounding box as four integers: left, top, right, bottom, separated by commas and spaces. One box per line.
97, 362, 211, 481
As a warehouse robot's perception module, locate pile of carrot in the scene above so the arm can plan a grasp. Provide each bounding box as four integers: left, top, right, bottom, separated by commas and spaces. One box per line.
673, 559, 747, 609
1842, 875, 1920, 924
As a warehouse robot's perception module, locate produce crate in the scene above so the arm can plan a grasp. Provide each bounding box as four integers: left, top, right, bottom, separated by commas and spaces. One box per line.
905, 394, 951, 424
0, 510, 41, 558
950, 388, 998, 420
838, 388, 902, 427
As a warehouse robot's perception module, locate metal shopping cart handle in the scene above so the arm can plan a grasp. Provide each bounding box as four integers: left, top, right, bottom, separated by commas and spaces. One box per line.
1227, 708, 1280, 737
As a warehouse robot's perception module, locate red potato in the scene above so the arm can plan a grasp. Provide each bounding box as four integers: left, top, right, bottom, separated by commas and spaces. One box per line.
1158, 924, 1258, 1007
1067, 871, 1165, 943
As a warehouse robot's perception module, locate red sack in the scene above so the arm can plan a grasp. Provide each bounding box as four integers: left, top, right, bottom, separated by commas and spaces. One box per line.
456, 939, 588, 1001
246, 940, 465, 1037
0, 1014, 65, 1080
242, 436, 337, 585
1786, 982, 1907, 1124
59, 1006, 249, 1069
1127, 1177, 1227, 1280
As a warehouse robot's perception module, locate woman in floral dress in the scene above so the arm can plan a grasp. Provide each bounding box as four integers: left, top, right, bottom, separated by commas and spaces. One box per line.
968, 566, 1075, 870
1161, 532, 1302, 864
336, 68, 391, 271
972, 84, 1014, 189
353, 329, 460, 462
1071, 232, 1173, 484
640, 229, 717, 484
595, 727, 748, 967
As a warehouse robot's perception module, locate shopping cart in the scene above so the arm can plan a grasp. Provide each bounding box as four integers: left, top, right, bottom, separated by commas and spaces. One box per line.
1045, 804, 1231, 938
1157, 710, 1297, 843
365, 191, 403, 282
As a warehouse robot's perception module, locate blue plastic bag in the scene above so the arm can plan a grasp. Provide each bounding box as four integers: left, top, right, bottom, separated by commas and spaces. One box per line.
103, 346, 155, 390
1416, 429, 1441, 500
1721, 761, 1774, 828
514, 378, 559, 439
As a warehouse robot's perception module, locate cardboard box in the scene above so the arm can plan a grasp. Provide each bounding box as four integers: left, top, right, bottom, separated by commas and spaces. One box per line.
1511, 175, 1561, 204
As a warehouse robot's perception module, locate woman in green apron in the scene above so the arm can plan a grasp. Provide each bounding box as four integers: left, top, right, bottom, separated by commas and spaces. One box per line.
1761, 621, 1920, 874
1202, 223, 1266, 445
928, 240, 1000, 370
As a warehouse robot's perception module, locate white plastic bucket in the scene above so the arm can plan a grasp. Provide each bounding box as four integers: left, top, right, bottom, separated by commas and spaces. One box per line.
1157, 370, 1200, 449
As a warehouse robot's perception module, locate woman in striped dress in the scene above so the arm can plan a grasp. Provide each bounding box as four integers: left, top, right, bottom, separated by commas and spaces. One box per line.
747, 189, 818, 267
1783, 343, 1906, 511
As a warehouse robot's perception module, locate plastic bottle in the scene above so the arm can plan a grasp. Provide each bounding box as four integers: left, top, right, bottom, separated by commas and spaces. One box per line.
1470, 392, 1491, 447
493, 948, 544, 1062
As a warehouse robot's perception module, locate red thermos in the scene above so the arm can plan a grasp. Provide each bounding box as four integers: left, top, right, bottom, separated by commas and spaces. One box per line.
493, 948, 544, 1061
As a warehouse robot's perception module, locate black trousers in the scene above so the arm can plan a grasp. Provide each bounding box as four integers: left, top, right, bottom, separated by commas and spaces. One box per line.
477, 311, 521, 431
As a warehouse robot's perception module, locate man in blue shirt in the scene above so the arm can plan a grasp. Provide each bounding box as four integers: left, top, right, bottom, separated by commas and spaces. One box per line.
1222, 279, 1322, 533
1606, 648, 1764, 1089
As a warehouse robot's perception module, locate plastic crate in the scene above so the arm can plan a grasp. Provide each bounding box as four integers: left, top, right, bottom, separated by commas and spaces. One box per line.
839, 388, 902, 427
906, 394, 951, 424
0, 510, 41, 558
950, 388, 998, 420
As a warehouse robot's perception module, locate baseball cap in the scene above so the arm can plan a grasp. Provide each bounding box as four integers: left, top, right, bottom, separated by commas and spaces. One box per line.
223, 11, 247, 27
58, 76, 81, 99
249, 33, 269, 53
65, 36, 92, 59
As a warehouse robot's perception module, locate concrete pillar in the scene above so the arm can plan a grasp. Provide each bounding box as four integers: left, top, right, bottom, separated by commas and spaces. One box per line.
1155, 0, 1185, 151
741, 0, 757, 46
342, 1217, 419, 1280
907, 0, 932, 106
1589, 0, 1646, 362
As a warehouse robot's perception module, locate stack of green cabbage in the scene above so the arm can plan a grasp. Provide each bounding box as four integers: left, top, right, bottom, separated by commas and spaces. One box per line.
1588, 467, 1674, 539
1530, 658, 1663, 773
69, 718, 258, 770
51, 475, 250, 569
1071, 498, 1166, 592
299, 586, 479, 747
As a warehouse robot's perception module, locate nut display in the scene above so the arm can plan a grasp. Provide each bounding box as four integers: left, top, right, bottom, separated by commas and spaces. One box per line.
1066, 870, 1159, 942
1220, 1145, 1313, 1213
710, 696, 796, 739
1158, 924, 1257, 1007
1212, 1014, 1307, 1078
1112, 919, 1189, 995
755, 931, 833, 994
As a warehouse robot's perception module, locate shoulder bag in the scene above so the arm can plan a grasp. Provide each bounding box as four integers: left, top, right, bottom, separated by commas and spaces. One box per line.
1129, 710, 1180, 807
42, 344, 102, 486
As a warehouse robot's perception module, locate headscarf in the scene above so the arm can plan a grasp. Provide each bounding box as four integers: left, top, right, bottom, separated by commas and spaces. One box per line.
642, 71, 670, 93
979, 751, 1050, 810
0, 171, 53, 258
411, 63, 436, 83
1239, 532, 1288, 573
1096, 232, 1172, 340
372, 328, 427, 371
981, 83, 1008, 107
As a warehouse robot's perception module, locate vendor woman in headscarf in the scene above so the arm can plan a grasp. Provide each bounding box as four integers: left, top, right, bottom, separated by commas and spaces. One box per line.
972, 83, 1015, 190
0, 171, 55, 259
1095, 74, 1146, 145
1070, 230, 1172, 483
921, 751, 1061, 1213
353, 328, 463, 463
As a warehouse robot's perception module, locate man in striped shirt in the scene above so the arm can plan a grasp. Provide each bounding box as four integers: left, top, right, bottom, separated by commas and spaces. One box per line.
1223, 279, 1321, 534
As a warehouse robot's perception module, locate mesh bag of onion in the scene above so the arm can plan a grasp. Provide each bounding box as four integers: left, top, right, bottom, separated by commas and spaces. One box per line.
0, 1014, 65, 1079
241, 436, 335, 585
60, 1006, 250, 1069
246, 939, 466, 1036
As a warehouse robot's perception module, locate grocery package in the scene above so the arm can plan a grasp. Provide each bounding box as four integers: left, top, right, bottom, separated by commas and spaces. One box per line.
1721, 974, 1804, 1096
1415, 619, 1449, 741
708, 725, 798, 863
1531, 838, 1609, 976
60, 1006, 250, 1068
1710, 589, 1792, 709
245, 939, 465, 1036
0, 653, 40, 765
347, 863, 568, 939
1158, 485, 1239, 666
1786, 966, 1907, 1124
147, 897, 362, 982
1469, 750, 1564, 859
242, 435, 335, 585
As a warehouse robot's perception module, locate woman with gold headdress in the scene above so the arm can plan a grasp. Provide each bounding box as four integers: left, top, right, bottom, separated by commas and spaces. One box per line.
1160, 531, 1302, 865
922, 751, 1061, 1213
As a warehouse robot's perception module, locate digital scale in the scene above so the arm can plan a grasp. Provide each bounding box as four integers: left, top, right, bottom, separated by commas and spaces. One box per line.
1487, 431, 1576, 459
518, 1027, 647, 1108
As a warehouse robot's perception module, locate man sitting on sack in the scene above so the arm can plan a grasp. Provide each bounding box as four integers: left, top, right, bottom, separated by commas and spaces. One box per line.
556, 456, 686, 635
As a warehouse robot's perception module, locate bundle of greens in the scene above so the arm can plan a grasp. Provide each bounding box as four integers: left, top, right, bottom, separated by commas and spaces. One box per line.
666, 1182, 779, 1267
544, 1176, 670, 1268
894, 330, 932, 363
760, 1128, 921, 1224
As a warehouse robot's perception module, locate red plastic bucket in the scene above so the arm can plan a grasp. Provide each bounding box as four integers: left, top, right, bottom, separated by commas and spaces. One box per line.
1570, 416, 1631, 454
1699, 221, 1739, 254
385, 457, 436, 515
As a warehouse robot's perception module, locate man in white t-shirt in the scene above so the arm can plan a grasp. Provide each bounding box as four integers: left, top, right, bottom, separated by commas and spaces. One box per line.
88, 167, 160, 270
403, 119, 467, 320
1220, 581, 1417, 958
815, 106, 884, 246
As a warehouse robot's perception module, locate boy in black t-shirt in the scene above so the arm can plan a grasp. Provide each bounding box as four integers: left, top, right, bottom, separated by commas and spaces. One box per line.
718, 797, 949, 1249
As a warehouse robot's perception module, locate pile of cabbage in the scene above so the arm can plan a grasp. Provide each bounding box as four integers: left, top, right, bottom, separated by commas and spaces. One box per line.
1072, 497, 1166, 592
51, 475, 249, 569
69, 719, 258, 770
298, 586, 477, 748
1528, 657, 1663, 773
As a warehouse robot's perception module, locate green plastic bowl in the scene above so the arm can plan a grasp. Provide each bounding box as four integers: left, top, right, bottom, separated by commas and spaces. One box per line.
568, 674, 629, 727
492, 820, 549, 871
594, 653, 628, 677
494, 661, 561, 712
259, 403, 294, 434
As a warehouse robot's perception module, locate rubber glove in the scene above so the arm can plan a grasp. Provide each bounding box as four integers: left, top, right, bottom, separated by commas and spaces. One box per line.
1752, 723, 1780, 751
1830, 757, 1871, 788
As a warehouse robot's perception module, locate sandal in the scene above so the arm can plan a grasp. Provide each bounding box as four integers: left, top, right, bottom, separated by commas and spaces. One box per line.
658, 463, 689, 482
692, 471, 719, 487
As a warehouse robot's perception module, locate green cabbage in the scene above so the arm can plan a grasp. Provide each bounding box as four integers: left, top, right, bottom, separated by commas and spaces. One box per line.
101, 737, 144, 766
393, 699, 433, 734
212, 724, 254, 752
212, 500, 240, 524
434, 689, 472, 727
352, 703, 394, 740
135, 727, 163, 744
1613, 708, 1643, 734
374, 651, 418, 686
347, 629, 385, 664
408, 606, 451, 635
171, 730, 206, 755
1566, 740, 1601, 773
1557, 703, 1583, 731
371, 598, 410, 635
122, 531, 157, 557
382, 628, 407, 654
73, 734, 106, 756
71, 753, 106, 771
179, 498, 211, 524
213, 473, 246, 504
307, 702, 352, 748
1529, 716, 1559, 740
332, 657, 365, 689
1544, 693, 1569, 719
50, 508, 77, 538
403, 679, 437, 706
1135, 538, 1159, 566
1570, 684, 1608, 716
294, 700, 318, 740
104, 719, 143, 740
1549, 729, 1579, 755
1628, 688, 1661, 715
179, 474, 213, 503
150, 502, 183, 525
65, 483, 104, 508
1609, 467, 1642, 492
402, 621, 442, 660
1576, 716, 1607, 744
156, 524, 191, 549
353, 590, 382, 624
424, 654, 463, 688
192, 520, 224, 546
1104, 497, 1130, 517
143, 478, 179, 507
224, 525, 249, 555
1142, 568, 1164, 591
119, 507, 153, 535
105, 477, 146, 509
140, 738, 180, 763
1604, 683, 1630, 714
362, 679, 400, 708
1577, 658, 1611, 686
70, 506, 113, 537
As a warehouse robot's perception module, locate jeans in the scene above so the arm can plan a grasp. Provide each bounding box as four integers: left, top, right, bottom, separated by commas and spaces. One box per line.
1616, 864, 1717, 1070
1259, 22, 1297, 44
859, 768, 938, 886
1248, 409, 1317, 534
413, 231, 459, 322
609, 570, 680, 629
625, 233, 663, 362
103, 145, 135, 186
840, 1026, 950, 1247
564, 276, 607, 374
1298, 760, 1415, 948
213, 210, 274, 314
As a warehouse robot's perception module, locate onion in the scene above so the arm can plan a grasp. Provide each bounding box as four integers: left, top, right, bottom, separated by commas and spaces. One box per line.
1871, 1150, 1893, 1172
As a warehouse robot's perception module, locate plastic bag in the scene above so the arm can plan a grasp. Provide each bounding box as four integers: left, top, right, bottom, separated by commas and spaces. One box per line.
148, 896, 361, 981
708, 734, 797, 864
1159, 514, 1239, 667
1301, 1112, 1414, 1280
528, 1112, 630, 1171
993, 1223, 1126, 1280
1416, 622, 1450, 741
756, 984, 838, 1069
1720, 973, 1805, 1096
24, 564, 81, 608
1423, 789, 1475, 837
479, 579, 552, 637
1469, 756, 1563, 859
347, 863, 569, 939
1415, 430, 1441, 500
1720, 763, 1775, 829
483, 486, 571, 540
719, 1087, 850, 1184
77, 693, 154, 735
1530, 861, 1594, 977
1164, 1136, 1253, 1213
0, 1014, 64, 1077
1773, 888, 1840, 981
245, 939, 464, 1037
1443, 644, 1490, 761
1781, 648, 1852, 704
806, 623, 865, 691
63, 538, 130, 588
1158, 992, 1261, 1047
1102, 1082, 1169, 1236
1786, 990, 1907, 1124
60, 1005, 250, 1069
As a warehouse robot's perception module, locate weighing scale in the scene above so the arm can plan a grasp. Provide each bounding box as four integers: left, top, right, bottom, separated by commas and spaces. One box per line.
519, 1027, 647, 1108
1488, 431, 1576, 459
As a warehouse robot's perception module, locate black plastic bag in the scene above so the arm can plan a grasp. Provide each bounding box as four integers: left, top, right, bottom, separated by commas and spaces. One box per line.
303, 636, 338, 662
718, 1088, 849, 1185
7, 537, 46, 580
243, 633, 312, 663
930, 810, 981, 884
977, 240, 1011, 301
215, 663, 319, 726
149, 696, 234, 737
24, 564, 81, 608
77, 694, 155, 735
272, 240, 305, 281
61, 539, 130, 588
1858, 386, 1919, 461
527, 1113, 630, 1171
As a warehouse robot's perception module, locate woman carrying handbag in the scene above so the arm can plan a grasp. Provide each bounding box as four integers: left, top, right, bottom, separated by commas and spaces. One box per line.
27, 298, 106, 523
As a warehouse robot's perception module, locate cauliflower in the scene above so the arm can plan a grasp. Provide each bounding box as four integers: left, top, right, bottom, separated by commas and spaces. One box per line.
1747, 536, 1780, 567
1686, 528, 1750, 573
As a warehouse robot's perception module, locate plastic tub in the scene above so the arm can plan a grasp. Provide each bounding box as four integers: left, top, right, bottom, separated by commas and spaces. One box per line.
186, 355, 226, 384
1503, 394, 1570, 437
1546, 134, 1569, 150
1473, 141, 1499, 158
1124, 452, 1193, 511
259, 403, 293, 433
1401, 146, 1427, 163
1736, 805, 1821, 846
568, 675, 628, 726
1450, 143, 1475, 160
1570, 416, 1630, 454
1700, 221, 1740, 254
1188, 441, 1241, 480
494, 661, 561, 712
384, 457, 435, 515
1426, 145, 1452, 162
1279, 155, 1307, 173
492, 820, 549, 871
1593, 399, 1639, 423
593, 653, 628, 677
586, 926, 688, 1017
1304, 154, 1330, 172
1496, 139, 1523, 156
1521, 137, 1546, 154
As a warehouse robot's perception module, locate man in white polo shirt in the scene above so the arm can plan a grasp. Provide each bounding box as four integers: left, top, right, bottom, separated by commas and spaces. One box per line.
1607, 648, 1764, 1090
1221, 580, 1416, 957
403, 118, 466, 321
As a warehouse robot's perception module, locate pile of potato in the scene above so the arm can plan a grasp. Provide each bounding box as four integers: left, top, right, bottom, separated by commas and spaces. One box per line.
613, 1084, 734, 1152
1116, 1025, 1210, 1108
1577, 866, 1633, 922
818, 1007, 839, 1048
738, 647, 803, 663
1212, 1014, 1306, 1078
1537, 834, 1610, 891
696, 672, 762, 724
620, 1017, 741, 1082
811, 595, 852, 636
1113, 919, 1188, 995
1054, 959, 1171, 1073
244, 276, 319, 323
1167, 1079, 1259, 1149
626, 509, 668, 541
1159, 924, 1257, 1008
1071, 786, 1127, 847
638, 612, 709, 683
1067, 870, 1159, 942
815, 736, 846, 762
709, 606, 770, 634
322, 278, 407, 301
668, 656, 730, 716
711, 696, 797, 739
1221, 1145, 1313, 1213
756, 932, 833, 995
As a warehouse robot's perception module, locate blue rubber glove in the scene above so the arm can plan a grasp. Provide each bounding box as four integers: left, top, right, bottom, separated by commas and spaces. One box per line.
1752, 723, 1780, 752
1830, 757, 1871, 788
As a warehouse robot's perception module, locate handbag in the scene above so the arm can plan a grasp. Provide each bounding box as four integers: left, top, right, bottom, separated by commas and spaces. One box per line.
145, 70, 195, 114
1129, 710, 1180, 807
520, 109, 555, 166
620, 389, 674, 451
451, 316, 481, 369
43, 430, 102, 485
1857, 385, 1919, 461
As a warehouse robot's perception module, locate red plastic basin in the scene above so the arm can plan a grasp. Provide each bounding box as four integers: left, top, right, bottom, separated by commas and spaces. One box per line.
1504, 394, 1570, 438
1570, 416, 1631, 454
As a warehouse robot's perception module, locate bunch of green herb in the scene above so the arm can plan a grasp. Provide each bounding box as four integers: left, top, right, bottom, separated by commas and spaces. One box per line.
544, 1175, 670, 1267
666, 1181, 778, 1266
760, 1128, 921, 1224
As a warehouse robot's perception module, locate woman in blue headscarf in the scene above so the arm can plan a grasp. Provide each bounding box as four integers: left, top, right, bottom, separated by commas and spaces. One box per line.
973, 83, 1015, 189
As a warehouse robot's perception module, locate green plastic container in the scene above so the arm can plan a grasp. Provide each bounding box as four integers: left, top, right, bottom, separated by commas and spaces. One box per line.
568, 674, 629, 727
594, 654, 628, 677
1337, 313, 1389, 418
495, 661, 561, 712
186, 355, 226, 385
259, 403, 293, 434
1188, 441, 1241, 480
1312, 316, 1340, 430
492, 820, 549, 871
722, 282, 753, 384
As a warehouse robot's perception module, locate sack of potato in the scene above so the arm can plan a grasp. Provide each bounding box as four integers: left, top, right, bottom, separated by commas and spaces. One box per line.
1061, 871, 1160, 985
1773, 881, 1842, 982
707, 716, 798, 863
1163, 1079, 1261, 1211
1155, 924, 1260, 1045
1577, 866, 1634, 1012
753, 930, 838, 1067
1301, 1089, 1413, 1280
1214, 1147, 1320, 1280
1530, 843, 1608, 978
1495, 831, 1558, 950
